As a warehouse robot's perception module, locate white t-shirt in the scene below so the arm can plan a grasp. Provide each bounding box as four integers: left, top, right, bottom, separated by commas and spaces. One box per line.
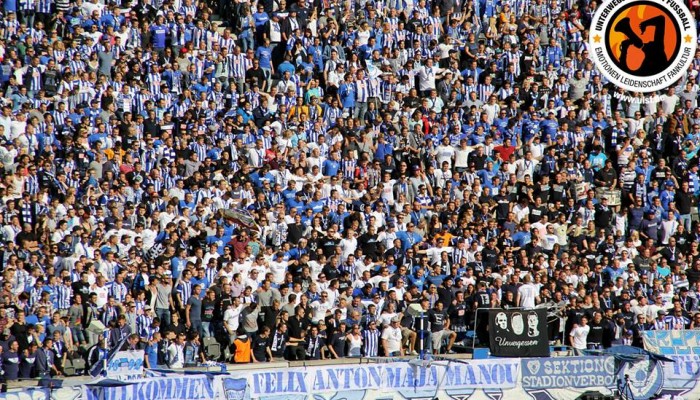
310, 299, 333, 323
224, 305, 243, 333
339, 238, 358, 261
570, 325, 590, 349
379, 312, 398, 328
269, 260, 288, 284
381, 325, 403, 354
435, 144, 455, 168
93, 285, 109, 307
167, 343, 184, 368
517, 284, 537, 309
454, 147, 471, 169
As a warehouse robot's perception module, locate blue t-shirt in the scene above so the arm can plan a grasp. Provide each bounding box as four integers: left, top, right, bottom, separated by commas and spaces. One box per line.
339, 83, 356, 109
255, 46, 273, 69
253, 12, 269, 27
150, 24, 168, 49
323, 159, 340, 176
145, 343, 159, 368
278, 61, 296, 75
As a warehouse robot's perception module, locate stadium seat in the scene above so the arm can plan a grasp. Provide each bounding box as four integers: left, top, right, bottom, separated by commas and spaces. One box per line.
62, 363, 76, 377
71, 358, 86, 374
62, 357, 87, 376
203, 337, 221, 361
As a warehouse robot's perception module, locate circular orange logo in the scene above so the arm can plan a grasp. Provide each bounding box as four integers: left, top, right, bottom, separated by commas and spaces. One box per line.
605, 2, 680, 76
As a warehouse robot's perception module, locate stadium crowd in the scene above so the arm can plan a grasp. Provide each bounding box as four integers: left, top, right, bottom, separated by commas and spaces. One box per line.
0, 0, 698, 380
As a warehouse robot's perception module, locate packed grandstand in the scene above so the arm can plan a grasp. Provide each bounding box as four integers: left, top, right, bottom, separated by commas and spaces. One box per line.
0, 0, 697, 381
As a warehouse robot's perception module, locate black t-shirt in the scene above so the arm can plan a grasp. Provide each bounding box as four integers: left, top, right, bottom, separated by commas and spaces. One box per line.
320, 238, 339, 257
287, 316, 309, 340
494, 195, 511, 220
448, 302, 468, 330
481, 247, 498, 267
535, 184, 551, 203
216, 294, 233, 320
619, 311, 635, 328
412, 313, 431, 331
549, 183, 567, 203
166, 322, 187, 337
330, 332, 347, 358
529, 205, 547, 223
587, 320, 605, 344
338, 278, 352, 293
252, 334, 270, 361
72, 281, 91, 300
10, 323, 29, 351
259, 306, 281, 331
475, 290, 490, 308
3, 351, 19, 380
19, 350, 36, 378
565, 308, 586, 333
201, 299, 216, 322
429, 309, 448, 332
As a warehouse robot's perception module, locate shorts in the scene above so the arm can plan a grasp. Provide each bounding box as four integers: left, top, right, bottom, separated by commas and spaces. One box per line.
432, 329, 454, 350
401, 327, 415, 343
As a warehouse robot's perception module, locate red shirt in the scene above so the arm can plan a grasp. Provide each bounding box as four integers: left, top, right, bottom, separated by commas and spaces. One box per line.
493, 144, 515, 160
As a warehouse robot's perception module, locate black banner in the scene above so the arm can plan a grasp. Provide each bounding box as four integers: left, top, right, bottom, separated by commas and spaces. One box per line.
488, 309, 549, 357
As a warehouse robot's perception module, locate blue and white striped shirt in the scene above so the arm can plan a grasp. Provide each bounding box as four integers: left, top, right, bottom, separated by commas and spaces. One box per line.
362, 328, 380, 357
56, 284, 72, 310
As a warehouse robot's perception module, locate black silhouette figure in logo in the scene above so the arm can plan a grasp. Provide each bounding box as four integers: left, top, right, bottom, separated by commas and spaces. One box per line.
615, 15, 667, 76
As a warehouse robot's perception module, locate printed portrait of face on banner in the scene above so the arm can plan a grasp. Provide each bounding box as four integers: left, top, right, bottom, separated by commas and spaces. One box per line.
528, 312, 540, 338
511, 313, 524, 335
495, 312, 509, 331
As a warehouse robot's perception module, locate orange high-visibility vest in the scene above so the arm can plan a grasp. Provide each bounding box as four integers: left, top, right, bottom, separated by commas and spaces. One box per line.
233, 338, 252, 363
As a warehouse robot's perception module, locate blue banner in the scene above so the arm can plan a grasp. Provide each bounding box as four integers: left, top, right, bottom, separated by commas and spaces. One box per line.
642, 330, 700, 355
90, 337, 127, 377
521, 356, 616, 389
242, 360, 519, 396
222, 377, 249, 400
0, 390, 49, 400
106, 350, 145, 381
87, 375, 215, 400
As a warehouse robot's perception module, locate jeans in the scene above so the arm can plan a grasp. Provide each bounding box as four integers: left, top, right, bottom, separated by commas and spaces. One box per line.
260, 67, 272, 91
233, 77, 245, 94
202, 321, 212, 338
72, 327, 86, 345
156, 307, 171, 327
19, 10, 34, 28
191, 320, 202, 337
239, 34, 254, 52
354, 101, 368, 123
680, 213, 691, 231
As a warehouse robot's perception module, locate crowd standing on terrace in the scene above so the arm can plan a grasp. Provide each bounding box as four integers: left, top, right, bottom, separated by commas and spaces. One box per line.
0, 0, 698, 379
